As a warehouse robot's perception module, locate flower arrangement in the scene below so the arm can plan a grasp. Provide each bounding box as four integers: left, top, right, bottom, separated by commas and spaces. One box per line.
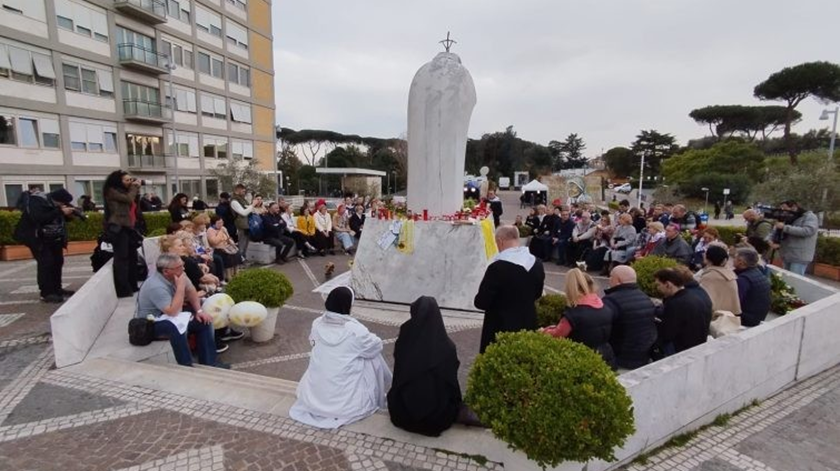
769, 272, 806, 315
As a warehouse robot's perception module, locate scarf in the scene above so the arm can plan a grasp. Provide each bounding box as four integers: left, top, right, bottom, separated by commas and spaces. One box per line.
492, 246, 536, 271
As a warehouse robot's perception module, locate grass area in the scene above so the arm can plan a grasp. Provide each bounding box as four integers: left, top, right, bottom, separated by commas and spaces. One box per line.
630, 399, 762, 466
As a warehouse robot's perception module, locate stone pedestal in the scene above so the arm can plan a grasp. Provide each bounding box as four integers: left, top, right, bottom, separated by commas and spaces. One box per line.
350, 219, 491, 311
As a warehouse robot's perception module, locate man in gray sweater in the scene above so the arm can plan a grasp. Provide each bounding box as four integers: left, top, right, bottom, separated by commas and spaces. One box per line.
773, 200, 819, 276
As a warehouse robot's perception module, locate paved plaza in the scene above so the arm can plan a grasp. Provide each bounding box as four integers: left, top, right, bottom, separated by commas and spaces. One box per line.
0, 191, 838, 470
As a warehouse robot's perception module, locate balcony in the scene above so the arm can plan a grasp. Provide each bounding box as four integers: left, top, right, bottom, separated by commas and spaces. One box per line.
114, 0, 167, 24
127, 154, 168, 170
117, 44, 168, 75
123, 99, 171, 124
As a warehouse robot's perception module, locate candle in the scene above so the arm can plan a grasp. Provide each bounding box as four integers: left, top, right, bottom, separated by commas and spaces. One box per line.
423, 209, 428, 221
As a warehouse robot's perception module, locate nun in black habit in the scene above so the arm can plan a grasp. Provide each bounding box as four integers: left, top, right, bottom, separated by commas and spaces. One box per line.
387, 296, 463, 437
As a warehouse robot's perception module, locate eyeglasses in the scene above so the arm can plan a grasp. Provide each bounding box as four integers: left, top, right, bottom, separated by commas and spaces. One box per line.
166, 264, 185, 271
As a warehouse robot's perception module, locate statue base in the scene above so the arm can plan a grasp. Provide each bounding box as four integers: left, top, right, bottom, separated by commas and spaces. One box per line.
350, 219, 491, 311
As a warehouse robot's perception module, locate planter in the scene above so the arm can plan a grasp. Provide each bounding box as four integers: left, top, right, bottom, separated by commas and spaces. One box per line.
66, 240, 97, 256
250, 306, 279, 343
813, 262, 840, 281
0, 244, 31, 261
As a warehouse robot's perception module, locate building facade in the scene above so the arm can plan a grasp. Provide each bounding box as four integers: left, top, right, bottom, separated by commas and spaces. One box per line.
0, 0, 276, 207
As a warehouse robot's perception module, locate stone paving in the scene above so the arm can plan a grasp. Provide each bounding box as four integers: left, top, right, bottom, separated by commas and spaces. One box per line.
0, 191, 838, 469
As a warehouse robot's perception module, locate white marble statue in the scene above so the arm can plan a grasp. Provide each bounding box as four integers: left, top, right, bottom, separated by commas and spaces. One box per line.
406, 51, 477, 216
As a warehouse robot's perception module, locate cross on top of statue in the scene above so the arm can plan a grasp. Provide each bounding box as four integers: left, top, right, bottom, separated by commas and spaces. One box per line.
439, 32, 456, 52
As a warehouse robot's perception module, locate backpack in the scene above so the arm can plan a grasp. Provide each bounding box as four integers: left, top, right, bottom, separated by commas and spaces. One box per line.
247, 213, 264, 241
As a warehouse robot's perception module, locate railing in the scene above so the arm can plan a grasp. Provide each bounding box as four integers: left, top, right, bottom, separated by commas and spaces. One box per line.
123, 99, 170, 120
115, 0, 167, 18
117, 43, 165, 70
127, 154, 167, 168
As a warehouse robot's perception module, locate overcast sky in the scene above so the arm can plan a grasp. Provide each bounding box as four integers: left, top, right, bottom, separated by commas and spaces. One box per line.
273, 1, 840, 156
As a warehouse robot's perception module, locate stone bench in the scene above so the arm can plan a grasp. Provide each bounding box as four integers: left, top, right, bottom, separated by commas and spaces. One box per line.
246, 241, 299, 265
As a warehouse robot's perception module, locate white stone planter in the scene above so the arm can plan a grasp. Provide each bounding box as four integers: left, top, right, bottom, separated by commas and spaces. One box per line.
502, 447, 589, 471
250, 306, 279, 343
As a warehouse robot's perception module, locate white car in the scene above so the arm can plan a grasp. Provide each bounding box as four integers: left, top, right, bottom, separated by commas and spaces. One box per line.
615, 183, 633, 194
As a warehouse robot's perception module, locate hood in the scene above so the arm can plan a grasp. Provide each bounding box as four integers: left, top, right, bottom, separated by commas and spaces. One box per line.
311, 311, 362, 346
492, 246, 535, 271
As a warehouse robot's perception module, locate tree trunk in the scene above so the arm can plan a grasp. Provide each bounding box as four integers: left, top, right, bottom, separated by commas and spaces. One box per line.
785, 103, 798, 165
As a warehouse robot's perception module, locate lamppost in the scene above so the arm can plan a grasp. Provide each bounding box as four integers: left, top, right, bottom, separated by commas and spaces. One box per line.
701, 187, 709, 215
274, 125, 281, 199
820, 106, 838, 163
637, 151, 646, 208
164, 57, 179, 198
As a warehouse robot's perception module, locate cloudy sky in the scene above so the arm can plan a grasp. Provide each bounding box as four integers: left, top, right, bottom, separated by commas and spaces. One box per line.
273, 0, 840, 156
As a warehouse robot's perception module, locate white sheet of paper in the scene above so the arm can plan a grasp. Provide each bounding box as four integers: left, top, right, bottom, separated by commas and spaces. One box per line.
156, 311, 191, 334
377, 231, 397, 250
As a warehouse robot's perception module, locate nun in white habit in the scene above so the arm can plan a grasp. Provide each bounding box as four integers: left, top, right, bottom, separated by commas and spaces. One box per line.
289, 286, 392, 429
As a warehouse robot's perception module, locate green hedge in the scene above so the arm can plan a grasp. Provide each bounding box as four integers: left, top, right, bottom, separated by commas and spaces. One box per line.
535, 293, 567, 328
225, 268, 294, 308
0, 211, 19, 245
711, 225, 740, 246
631, 255, 679, 298
816, 235, 840, 266
145, 211, 174, 235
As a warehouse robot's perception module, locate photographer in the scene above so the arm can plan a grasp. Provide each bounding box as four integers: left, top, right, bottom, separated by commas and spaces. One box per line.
13, 189, 77, 303
103, 170, 142, 298
771, 200, 818, 276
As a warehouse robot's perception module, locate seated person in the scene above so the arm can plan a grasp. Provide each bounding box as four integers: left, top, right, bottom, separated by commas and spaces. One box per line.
172, 231, 221, 294
567, 211, 597, 267
690, 227, 721, 271
653, 267, 713, 357
332, 204, 356, 255
282, 203, 316, 258
542, 269, 616, 368
603, 266, 657, 370
697, 245, 741, 315
262, 202, 295, 263
349, 204, 366, 242
602, 213, 638, 275
388, 296, 463, 437
634, 222, 665, 260
733, 247, 771, 327
207, 215, 241, 281
650, 223, 692, 265
136, 253, 225, 368
290, 287, 392, 429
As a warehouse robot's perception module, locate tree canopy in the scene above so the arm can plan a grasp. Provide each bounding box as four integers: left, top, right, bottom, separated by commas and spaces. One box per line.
631, 130, 678, 178
603, 146, 636, 177
548, 133, 587, 170
688, 105, 799, 140
754, 61, 840, 164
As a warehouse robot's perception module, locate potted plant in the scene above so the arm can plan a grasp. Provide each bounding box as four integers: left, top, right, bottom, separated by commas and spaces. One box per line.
225, 268, 294, 342
466, 332, 635, 470
535, 293, 567, 328
631, 255, 679, 298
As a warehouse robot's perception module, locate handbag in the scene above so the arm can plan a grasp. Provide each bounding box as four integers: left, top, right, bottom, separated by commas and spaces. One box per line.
128, 317, 156, 346
710, 310, 742, 338
221, 243, 239, 255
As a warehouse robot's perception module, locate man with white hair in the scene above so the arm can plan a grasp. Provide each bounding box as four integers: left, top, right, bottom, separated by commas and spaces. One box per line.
475, 225, 545, 353
603, 266, 658, 369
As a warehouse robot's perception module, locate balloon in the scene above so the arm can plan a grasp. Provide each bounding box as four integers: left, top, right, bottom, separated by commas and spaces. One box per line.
201, 293, 235, 329
229, 301, 268, 328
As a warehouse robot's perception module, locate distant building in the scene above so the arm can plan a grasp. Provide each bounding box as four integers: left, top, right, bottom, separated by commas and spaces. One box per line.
0, 0, 277, 206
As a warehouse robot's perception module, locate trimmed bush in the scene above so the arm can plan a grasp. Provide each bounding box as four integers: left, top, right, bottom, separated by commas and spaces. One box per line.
608, 200, 619, 210
465, 332, 635, 468
225, 268, 294, 308
0, 211, 20, 245
518, 224, 533, 238
815, 235, 840, 266
144, 211, 175, 235
148, 228, 167, 237
713, 225, 741, 246
66, 212, 104, 242
631, 255, 679, 298
535, 293, 567, 328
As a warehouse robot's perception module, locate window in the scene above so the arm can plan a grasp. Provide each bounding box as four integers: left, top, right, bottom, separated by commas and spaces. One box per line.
4, 184, 23, 207
197, 51, 210, 74
0, 44, 55, 86
195, 5, 221, 38
166, 0, 190, 23
203, 135, 228, 159
54, 0, 108, 42
117, 27, 157, 62
62, 61, 113, 97
161, 38, 193, 70
206, 179, 218, 200
1, 0, 47, 21
231, 139, 253, 160
225, 21, 248, 50
41, 119, 59, 148
226, 0, 246, 11
200, 93, 226, 119
212, 57, 223, 79
19, 118, 38, 147
165, 85, 197, 113
197, 50, 223, 79
121, 81, 160, 104
167, 131, 199, 157
230, 102, 252, 124
126, 134, 161, 156
0, 114, 16, 145
69, 120, 117, 153
227, 61, 250, 87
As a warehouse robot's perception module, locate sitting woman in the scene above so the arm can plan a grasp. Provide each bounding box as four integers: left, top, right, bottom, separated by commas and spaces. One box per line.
282, 204, 316, 257
634, 221, 666, 260
207, 215, 241, 281
697, 245, 742, 315
171, 232, 221, 295
388, 296, 463, 437
296, 206, 318, 254
602, 213, 637, 275
191, 213, 225, 281
168, 193, 190, 223
690, 227, 721, 271
542, 268, 616, 368
332, 204, 356, 255
586, 214, 614, 272
313, 203, 335, 256
290, 287, 392, 429
524, 207, 540, 235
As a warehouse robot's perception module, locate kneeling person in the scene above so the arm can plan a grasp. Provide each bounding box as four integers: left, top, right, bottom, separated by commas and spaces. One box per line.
136, 253, 223, 367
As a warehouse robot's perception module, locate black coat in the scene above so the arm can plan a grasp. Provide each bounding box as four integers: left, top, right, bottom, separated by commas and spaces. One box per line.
735, 267, 771, 327
475, 259, 545, 353
349, 212, 365, 236
215, 202, 237, 237
13, 193, 65, 248
388, 297, 462, 437
657, 282, 713, 354
262, 212, 288, 239
552, 217, 575, 241
564, 303, 616, 368
603, 283, 658, 369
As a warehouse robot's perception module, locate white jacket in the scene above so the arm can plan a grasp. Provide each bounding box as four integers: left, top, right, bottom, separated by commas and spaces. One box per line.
314, 211, 332, 232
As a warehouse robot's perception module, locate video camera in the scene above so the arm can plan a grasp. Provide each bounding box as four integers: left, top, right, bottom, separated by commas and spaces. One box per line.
755, 204, 799, 224
62, 205, 87, 221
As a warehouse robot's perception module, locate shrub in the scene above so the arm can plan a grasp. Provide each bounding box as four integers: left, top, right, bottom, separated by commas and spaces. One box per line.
66, 212, 103, 242
681, 173, 753, 204
815, 235, 840, 266
535, 293, 567, 328
144, 212, 175, 235
0, 211, 21, 245
148, 228, 167, 237
608, 200, 619, 210
713, 226, 741, 246
769, 272, 805, 315
517, 224, 533, 238
631, 255, 679, 298
465, 332, 635, 468
225, 268, 294, 308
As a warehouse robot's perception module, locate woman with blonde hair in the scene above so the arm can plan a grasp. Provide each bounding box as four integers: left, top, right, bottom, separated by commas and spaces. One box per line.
602, 213, 637, 275
635, 221, 666, 260
207, 214, 241, 281
542, 268, 616, 368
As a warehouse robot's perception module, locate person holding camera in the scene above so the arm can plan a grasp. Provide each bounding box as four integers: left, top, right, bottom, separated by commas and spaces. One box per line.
771, 200, 818, 276
103, 170, 142, 298
13, 188, 77, 303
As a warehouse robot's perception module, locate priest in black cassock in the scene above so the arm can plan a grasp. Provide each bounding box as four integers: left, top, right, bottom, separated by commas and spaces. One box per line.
475, 225, 545, 353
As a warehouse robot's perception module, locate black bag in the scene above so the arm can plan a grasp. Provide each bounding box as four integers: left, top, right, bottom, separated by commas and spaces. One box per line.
128, 318, 155, 346
38, 222, 65, 243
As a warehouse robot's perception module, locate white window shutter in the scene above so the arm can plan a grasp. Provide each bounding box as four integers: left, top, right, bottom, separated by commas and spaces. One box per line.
8, 47, 32, 75
0, 45, 11, 71
243, 141, 253, 158
40, 118, 60, 136
213, 97, 226, 115
86, 124, 104, 144
73, 3, 92, 30
69, 121, 87, 142
186, 91, 197, 112
200, 94, 213, 113
32, 53, 56, 79
91, 11, 108, 37
97, 70, 114, 92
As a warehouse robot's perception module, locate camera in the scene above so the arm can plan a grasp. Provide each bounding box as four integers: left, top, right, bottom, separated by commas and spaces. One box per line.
61, 205, 87, 221
131, 178, 147, 186
755, 204, 798, 224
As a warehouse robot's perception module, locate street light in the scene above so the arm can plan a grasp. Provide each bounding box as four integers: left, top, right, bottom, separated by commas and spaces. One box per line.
637, 151, 646, 208
163, 57, 179, 198
701, 187, 709, 215
819, 106, 838, 163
